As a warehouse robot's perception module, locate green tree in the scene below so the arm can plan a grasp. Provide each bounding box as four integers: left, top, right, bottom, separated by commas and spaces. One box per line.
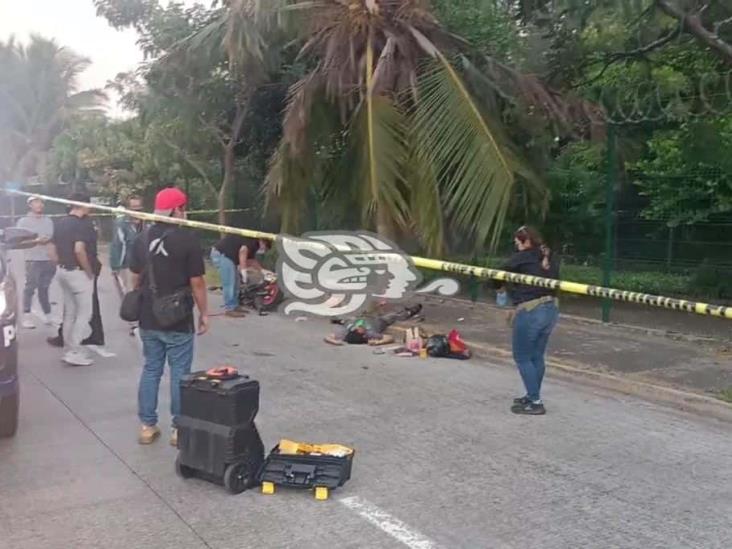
241, 0, 554, 254
0, 35, 104, 185
95, 0, 280, 224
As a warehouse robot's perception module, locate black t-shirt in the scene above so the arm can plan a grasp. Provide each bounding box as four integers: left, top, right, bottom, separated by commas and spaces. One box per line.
53, 215, 99, 271
501, 248, 560, 305
130, 224, 206, 333
214, 234, 260, 266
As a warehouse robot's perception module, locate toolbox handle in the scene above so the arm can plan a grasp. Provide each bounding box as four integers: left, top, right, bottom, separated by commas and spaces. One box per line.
284, 463, 317, 486
202, 366, 240, 380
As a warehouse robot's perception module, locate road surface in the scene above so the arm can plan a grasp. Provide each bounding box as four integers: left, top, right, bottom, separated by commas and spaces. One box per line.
1, 267, 730, 549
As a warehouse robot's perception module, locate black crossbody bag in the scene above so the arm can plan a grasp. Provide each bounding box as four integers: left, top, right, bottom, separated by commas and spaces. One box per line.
119, 229, 193, 328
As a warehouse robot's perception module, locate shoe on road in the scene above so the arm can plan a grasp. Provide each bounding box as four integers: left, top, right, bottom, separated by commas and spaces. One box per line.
225, 310, 247, 318
62, 351, 94, 367
513, 396, 531, 405
139, 425, 161, 445
21, 318, 36, 329
511, 401, 546, 415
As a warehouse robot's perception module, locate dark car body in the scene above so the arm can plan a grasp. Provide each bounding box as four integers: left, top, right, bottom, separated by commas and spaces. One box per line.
0, 227, 34, 438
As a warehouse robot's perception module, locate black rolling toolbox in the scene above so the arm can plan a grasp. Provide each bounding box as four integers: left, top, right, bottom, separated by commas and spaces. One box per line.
176, 369, 264, 494
259, 443, 355, 500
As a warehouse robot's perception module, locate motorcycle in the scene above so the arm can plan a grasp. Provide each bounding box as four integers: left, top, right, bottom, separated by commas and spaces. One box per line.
238, 270, 284, 314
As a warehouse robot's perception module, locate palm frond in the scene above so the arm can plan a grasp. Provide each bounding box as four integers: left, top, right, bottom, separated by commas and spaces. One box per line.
350, 94, 409, 232
265, 141, 313, 233
405, 150, 444, 256
411, 29, 540, 249
281, 71, 323, 157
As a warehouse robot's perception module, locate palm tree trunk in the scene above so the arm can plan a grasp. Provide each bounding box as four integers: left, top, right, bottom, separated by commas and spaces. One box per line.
218, 143, 235, 227
375, 205, 392, 240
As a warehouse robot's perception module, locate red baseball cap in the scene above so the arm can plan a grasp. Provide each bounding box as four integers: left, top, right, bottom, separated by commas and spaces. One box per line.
154, 187, 188, 211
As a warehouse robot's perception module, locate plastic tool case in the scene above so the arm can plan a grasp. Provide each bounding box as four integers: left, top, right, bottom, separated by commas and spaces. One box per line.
259, 443, 354, 500
176, 369, 264, 494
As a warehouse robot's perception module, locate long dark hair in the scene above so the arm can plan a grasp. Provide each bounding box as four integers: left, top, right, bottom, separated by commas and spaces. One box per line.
515, 225, 551, 270
514, 225, 543, 248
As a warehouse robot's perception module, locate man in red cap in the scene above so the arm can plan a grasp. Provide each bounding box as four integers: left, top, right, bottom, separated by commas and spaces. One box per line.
129, 187, 209, 446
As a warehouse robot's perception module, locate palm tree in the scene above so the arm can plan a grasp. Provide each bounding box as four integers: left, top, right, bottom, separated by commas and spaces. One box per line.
0, 35, 105, 185
243, 0, 548, 254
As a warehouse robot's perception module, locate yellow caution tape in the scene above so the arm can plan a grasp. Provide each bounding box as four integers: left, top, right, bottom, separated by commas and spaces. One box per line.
0, 208, 251, 219
5, 189, 731, 320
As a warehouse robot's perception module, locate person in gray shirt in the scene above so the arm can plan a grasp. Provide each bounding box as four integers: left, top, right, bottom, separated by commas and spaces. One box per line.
16, 196, 55, 329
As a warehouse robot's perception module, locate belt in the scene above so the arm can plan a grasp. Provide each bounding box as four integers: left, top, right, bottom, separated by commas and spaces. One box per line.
515, 295, 557, 313
59, 265, 82, 271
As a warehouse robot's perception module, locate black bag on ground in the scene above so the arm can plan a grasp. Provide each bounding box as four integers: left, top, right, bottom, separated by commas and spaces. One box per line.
425, 335, 451, 357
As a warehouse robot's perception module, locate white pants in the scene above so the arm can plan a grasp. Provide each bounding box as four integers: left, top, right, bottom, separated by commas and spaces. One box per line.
56, 269, 94, 352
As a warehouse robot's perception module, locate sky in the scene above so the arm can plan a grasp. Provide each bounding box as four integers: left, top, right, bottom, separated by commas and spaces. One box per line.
0, 0, 191, 117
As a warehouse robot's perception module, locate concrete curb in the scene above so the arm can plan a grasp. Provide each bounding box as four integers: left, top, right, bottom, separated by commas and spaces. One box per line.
425, 294, 730, 346
388, 323, 732, 422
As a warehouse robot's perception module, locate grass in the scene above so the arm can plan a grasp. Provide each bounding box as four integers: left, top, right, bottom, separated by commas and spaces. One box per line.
205, 261, 221, 288
719, 387, 732, 404
419, 254, 729, 301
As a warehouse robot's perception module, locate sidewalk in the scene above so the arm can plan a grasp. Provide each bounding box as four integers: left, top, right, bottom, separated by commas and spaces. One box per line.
396, 295, 732, 402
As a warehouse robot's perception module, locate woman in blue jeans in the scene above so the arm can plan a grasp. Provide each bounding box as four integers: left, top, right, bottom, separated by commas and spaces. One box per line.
500, 226, 560, 415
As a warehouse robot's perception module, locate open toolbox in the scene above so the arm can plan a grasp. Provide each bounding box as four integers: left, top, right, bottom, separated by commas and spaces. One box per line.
258, 440, 355, 500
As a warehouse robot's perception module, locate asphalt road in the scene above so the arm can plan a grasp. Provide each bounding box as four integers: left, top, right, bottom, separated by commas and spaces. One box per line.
1, 267, 731, 549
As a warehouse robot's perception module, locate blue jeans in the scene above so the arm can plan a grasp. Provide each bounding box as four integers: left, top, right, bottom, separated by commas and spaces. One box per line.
512, 302, 559, 402
211, 248, 239, 311
138, 330, 194, 428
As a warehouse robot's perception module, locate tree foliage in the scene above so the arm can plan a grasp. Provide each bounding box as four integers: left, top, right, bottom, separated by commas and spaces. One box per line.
0, 35, 105, 185
19, 0, 730, 264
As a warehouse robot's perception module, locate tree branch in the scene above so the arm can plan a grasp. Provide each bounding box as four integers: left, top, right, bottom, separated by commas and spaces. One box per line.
655, 0, 732, 66
571, 27, 683, 89
163, 138, 218, 198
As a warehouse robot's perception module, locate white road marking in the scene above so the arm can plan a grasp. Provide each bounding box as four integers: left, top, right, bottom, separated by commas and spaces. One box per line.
339, 496, 439, 549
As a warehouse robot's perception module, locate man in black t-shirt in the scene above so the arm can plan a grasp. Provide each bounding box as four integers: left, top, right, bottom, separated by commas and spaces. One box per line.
210, 233, 265, 316
48, 194, 97, 366
129, 187, 209, 446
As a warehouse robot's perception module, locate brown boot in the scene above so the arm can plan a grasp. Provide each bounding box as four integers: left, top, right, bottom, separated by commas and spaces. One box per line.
138, 424, 160, 445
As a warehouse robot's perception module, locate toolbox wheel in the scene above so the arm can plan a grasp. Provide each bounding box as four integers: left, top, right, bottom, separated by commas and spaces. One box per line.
175, 456, 195, 479
314, 486, 329, 501
261, 482, 275, 495
224, 462, 252, 494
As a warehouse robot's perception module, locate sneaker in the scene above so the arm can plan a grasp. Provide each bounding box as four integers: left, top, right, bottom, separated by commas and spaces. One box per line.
21, 318, 36, 329
511, 401, 546, 415
47, 334, 64, 348
224, 309, 247, 318
62, 351, 94, 367
513, 396, 531, 405
170, 428, 178, 447
33, 310, 52, 326
85, 345, 117, 358
138, 424, 161, 445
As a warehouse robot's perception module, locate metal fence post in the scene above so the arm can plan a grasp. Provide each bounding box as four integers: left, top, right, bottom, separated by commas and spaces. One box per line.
602, 124, 617, 323
468, 254, 479, 303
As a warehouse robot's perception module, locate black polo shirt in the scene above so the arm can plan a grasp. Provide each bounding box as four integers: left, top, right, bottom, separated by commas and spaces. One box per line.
52, 215, 99, 271
130, 224, 205, 333
214, 234, 260, 266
